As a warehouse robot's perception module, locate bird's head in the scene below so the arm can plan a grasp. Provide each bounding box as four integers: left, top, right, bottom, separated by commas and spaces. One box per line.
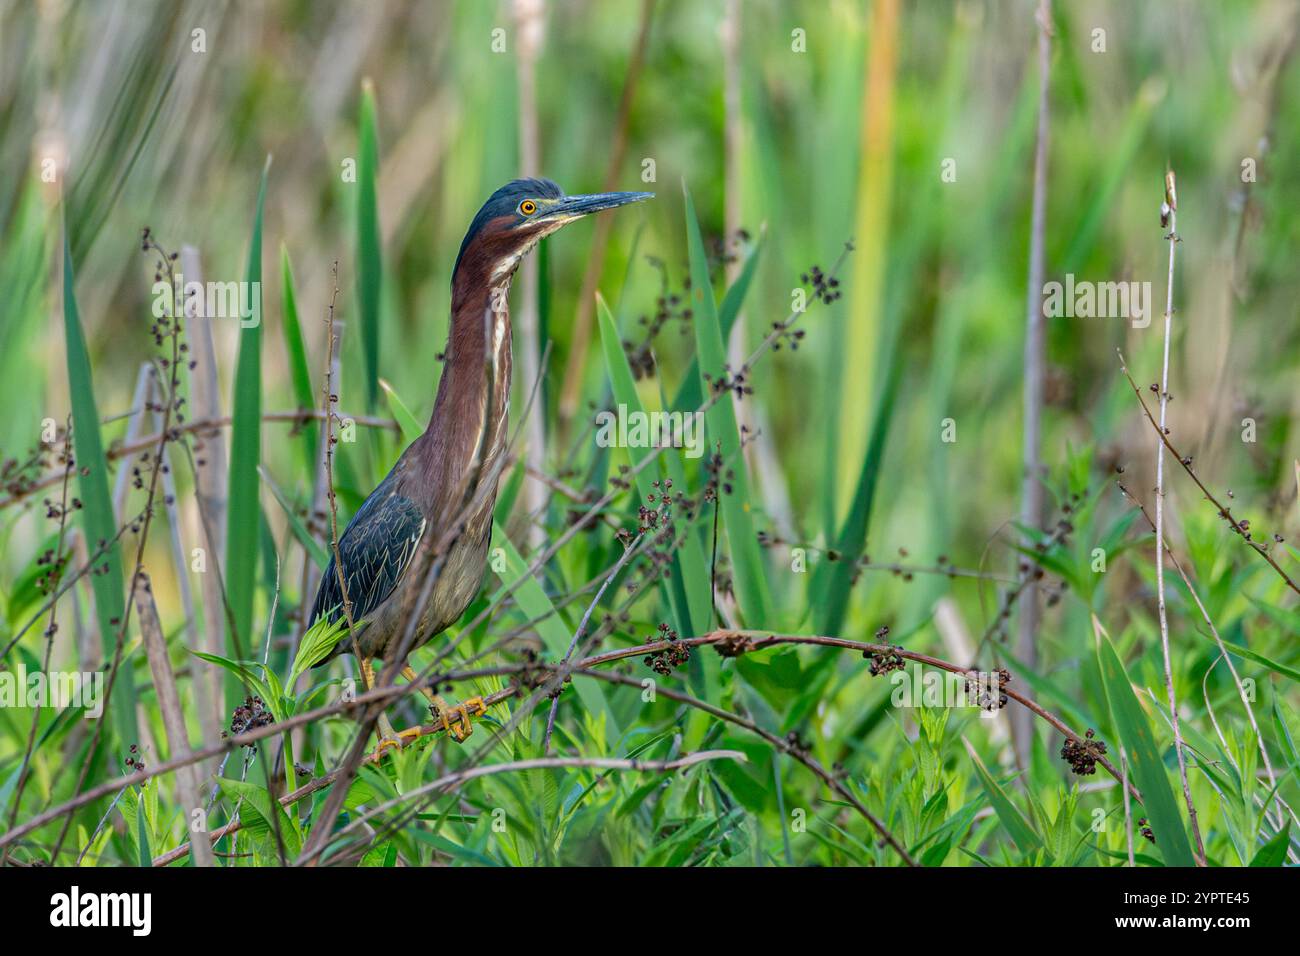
453, 177, 652, 285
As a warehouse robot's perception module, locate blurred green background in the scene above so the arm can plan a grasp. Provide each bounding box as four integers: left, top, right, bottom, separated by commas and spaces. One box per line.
1, 0, 1299, 867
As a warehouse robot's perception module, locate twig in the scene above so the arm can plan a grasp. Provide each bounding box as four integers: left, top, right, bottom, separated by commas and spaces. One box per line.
1118, 354, 1300, 597
320, 262, 361, 659
1150, 169, 1205, 865
0, 408, 397, 512
1013, 0, 1052, 765
1, 421, 74, 864
1117, 479, 1294, 837
182, 243, 228, 738
135, 571, 214, 867
543, 533, 644, 753
1120, 746, 1135, 867
50, 235, 191, 861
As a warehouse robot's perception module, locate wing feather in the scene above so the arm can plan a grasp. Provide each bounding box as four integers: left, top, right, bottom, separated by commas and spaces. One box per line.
308, 477, 426, 655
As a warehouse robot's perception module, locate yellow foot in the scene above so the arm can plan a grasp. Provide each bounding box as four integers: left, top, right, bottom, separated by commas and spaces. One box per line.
374, 728, 423, 759
434, 696, 487, 743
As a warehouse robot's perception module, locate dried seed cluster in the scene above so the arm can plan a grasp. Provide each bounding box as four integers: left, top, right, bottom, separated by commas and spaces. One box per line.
802, 264, 842, 305
965, 667, 1011, 711
864, 625, 905, 676
225, 695, 273, 745
124, 743, 146, 772
644, 622, 689, 676
1060, 728, 1107, 776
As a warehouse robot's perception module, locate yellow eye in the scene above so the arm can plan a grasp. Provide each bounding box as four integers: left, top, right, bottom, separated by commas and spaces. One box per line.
520, 199, 537, 215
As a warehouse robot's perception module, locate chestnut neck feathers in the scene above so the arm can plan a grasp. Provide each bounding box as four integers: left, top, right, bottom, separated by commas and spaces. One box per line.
405, 230, 519, 525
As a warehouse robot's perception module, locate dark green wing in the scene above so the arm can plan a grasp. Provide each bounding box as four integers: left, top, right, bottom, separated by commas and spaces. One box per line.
308, 474, 426, 637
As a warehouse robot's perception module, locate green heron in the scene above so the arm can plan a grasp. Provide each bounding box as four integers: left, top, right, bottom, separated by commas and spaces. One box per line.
307, 177, 651, 752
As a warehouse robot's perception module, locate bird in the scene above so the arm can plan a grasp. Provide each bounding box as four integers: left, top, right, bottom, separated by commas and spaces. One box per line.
306, 177, 651, 753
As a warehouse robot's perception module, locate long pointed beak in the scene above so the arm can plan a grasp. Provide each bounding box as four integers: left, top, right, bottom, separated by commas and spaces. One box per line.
540, 191, 654, 222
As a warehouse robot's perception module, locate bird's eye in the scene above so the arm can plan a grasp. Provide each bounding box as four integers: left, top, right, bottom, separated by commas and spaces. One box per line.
519, 199, 537, 216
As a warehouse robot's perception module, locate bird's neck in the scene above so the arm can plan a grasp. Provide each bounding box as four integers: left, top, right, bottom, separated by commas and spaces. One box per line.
439, 267, 514, 407
418, 270, 513, 501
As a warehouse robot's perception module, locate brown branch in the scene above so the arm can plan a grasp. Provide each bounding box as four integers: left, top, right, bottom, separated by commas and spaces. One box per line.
9, 628, 1140, 859
0, 408, 398, 512
157, 750, 742, 867
50, 236, 191, 861
1, 422, 74, 864
1118, 352, 1300, 598
320, 263, 361, 656
135, 571, 215, 867
575, 667, 918, 865
1116, 480, 1294, 837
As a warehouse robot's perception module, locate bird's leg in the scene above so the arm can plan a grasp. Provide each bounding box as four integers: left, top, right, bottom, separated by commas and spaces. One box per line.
400, 665, 446, 714
401, 666, 484, 743
361, 659, 423, 758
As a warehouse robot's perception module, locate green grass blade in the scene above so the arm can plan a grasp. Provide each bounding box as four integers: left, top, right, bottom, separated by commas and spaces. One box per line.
135, 795, 152, 867
357, 79, 382, 411
963, 739, 1041, 855
1249, 820, 1291, 866
379, 378, 423, 444
488, 522, 618, 744
279, 245, 316, 471
225, 159, 270, 695
1095, 627, 1196, 866
1198, 620, 1300, 683
597, 294, 706, 634
259, 466, 328, 570
671, 235, 763, 413
682, 182, 772, 626
815, 361, 900, 635
61, 232, 137, 745
598, 294, 719, 723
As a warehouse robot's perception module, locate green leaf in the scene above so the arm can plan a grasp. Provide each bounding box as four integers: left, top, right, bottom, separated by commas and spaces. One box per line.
380, 378, 423, 444
1209, 612, 1300, 683
815, 360, 900, 634
289, 616, 349, 689
225, 159, 270, 695
357, 80, 382, 411
671, 235, 763, 413
682, 182, 772, 626
218, 778, 301, 857
963, 739, 1041, 854
1273, 698, 1299, 779
1095, 626, 1197, 866
136, 793, 152, 867
597, 294, 710, 636
487, 523, 617, 742
279, 245, 316, 469
1249, 821, 1291, 866
190, 650, 274, 710
61, 232, 136, 744
260, 465, 328, 570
